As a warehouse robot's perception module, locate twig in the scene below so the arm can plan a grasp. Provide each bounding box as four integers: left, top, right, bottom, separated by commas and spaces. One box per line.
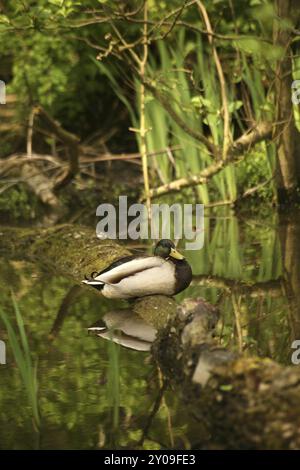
160, 0, 188, 39
0, 153, 62, 176
148, 122, 272, 198
197, 0, 231, 159
139, 1, 151, 217
80, 145, 182, 162
26, 107, 36, 158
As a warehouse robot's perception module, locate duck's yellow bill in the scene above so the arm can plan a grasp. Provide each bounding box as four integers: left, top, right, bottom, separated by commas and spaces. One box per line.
170, 247, 185, 260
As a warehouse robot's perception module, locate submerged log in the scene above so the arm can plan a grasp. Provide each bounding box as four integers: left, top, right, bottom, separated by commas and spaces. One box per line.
1, 224, 300, 449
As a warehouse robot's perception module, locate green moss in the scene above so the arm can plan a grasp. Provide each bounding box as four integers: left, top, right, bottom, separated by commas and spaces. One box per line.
27, 224, 130, 281
133, 295, 176, 329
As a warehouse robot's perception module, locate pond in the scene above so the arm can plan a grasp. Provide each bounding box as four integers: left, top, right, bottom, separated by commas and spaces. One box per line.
0, 208, 299, 449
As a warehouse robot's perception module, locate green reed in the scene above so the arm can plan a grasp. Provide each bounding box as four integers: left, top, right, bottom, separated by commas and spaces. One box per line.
96, 29, 276, 203
0, 293, 40, 432
107, 338, 120, 431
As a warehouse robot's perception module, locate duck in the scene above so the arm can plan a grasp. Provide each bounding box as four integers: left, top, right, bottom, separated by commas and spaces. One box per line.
82, 239, 192, 299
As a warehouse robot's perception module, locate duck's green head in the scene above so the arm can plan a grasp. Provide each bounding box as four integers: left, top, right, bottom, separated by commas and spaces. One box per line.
154, 239, 185, 260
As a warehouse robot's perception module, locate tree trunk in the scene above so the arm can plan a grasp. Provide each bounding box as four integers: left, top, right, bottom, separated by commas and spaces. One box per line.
278, 212, 300, 339
274, 0, 300, 204
1, 224, 300, 449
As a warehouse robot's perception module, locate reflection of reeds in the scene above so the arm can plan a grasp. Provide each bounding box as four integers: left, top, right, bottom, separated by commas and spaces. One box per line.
179, 212, 288, 359
107, 339, 120, 432
0, 293, 40, 432
232, 293, 243, 353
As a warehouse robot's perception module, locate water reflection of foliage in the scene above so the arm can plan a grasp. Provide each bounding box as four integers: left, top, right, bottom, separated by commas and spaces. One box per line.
0, 212, 297, 448
0, 266, 191, 449
178, 213, 290, 362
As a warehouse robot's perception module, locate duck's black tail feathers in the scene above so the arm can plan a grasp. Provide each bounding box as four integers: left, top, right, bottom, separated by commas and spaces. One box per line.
82, 272, 104, 291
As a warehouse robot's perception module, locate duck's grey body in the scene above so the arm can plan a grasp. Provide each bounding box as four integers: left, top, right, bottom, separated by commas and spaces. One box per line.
82, 239, 193, 299
84, 256, 177, 299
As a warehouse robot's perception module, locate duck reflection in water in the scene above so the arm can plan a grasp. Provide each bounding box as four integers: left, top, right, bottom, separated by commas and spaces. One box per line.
88, 309, 157, 352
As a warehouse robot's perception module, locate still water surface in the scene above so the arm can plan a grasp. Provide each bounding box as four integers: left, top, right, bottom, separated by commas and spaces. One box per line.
0, 210, 299, 449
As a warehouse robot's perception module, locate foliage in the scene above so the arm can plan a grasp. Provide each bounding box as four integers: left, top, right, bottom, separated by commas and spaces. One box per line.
0, 185, 39, 221
0, 1, 127, 136
1, 0, 299, 206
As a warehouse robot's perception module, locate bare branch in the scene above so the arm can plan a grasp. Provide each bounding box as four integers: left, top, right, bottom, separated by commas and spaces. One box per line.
148, 122, 273, 198
231, 121, 273, 155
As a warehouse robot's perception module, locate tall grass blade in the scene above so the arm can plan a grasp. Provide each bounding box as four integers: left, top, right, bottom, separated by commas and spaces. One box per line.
0, 295, 40, 432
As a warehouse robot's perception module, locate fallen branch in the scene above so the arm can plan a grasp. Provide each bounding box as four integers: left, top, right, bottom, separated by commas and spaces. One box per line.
0, 153, 61, 176
37, 106, 80, 190
0, 153, 63, 210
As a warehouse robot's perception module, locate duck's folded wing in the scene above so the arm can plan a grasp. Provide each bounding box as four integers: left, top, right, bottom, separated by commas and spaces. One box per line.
94, 256, 165, 284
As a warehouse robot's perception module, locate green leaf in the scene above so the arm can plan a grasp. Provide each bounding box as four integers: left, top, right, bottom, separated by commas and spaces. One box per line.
220, 384, 233, 392
0, 14, 10, 24
228, 101, 243, 113
49, 0, 64, 6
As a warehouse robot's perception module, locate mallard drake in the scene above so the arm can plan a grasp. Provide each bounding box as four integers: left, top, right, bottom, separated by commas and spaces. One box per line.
82, 239, 192, 299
